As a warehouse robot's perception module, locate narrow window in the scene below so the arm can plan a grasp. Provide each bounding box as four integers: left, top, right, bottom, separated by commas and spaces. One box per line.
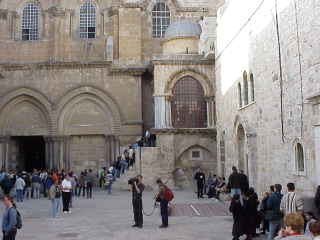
238, 83, 242, 108
295, 143, 305, 173
250, 73, 255, 102
243, 71, 249, 106
22, 3, 40, 41
80, 2, 96, 39
152, 2, 170, 38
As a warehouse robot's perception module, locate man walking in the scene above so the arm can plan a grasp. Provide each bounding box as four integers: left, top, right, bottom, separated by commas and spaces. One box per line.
266, 184, 283, 240
194, 168, 206, 199
131, 175, 145, 228
280, 182, 303, 215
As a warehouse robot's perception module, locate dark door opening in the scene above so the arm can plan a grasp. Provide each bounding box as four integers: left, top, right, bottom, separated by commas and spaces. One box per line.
12, 136, 46, 172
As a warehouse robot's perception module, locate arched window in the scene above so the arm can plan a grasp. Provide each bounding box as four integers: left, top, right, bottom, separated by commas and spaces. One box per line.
295, 142, 305, 173
80, 2, 96, 39
250, 73, 255, 102
238, 83, 242, 108
243, 71, 249, 106
22, 2, 40, 41
171, 76, 207, 128
152, 2, 170, 38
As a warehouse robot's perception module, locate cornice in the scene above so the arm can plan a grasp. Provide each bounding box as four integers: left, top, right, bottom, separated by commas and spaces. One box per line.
0, 61, 112, 71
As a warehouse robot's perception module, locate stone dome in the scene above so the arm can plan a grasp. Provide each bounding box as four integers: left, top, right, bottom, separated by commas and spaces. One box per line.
165, 20, 202, 40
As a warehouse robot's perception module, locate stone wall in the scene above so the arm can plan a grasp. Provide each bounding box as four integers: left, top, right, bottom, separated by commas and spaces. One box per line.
215, 0, 320, 196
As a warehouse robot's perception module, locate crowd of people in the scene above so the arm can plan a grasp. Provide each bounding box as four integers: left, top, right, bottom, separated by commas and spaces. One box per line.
227, 166, 320, 240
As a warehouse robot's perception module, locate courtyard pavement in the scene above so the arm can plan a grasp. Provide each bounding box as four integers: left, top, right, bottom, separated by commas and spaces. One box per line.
0, 190, 266, 240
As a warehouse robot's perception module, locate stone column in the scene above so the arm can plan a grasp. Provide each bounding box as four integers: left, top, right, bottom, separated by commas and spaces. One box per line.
44, 136, 67, 170
246, 132, 258, 189
165, 95, 172, 128
105, 135, 111, 167
205, 96, 215, 128
0, 136, 10, 170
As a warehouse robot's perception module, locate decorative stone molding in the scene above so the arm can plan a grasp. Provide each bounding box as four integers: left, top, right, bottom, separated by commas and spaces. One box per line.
46, 6, 66, 17
0, 61, 112, 71
110, 64, 147, 76
151, 128, 217, 136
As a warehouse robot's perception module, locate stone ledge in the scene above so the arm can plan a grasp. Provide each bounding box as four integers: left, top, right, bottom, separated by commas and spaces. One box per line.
151, 128, 217, 136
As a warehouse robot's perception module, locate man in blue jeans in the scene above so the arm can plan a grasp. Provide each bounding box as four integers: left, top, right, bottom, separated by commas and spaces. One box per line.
15, 175, 25, 202
266, 184, 283, 240
228, 167, 242, 197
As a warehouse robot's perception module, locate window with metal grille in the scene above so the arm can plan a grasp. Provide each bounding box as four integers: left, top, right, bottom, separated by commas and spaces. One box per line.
171, 76, 207, 128
152, 2, 170, 38
192, 151, 200, 158
80, 2, 96, 39
22, 3, 40, 41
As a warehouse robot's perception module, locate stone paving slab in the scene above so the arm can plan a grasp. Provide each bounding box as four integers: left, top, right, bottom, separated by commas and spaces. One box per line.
0, 190, 266, 240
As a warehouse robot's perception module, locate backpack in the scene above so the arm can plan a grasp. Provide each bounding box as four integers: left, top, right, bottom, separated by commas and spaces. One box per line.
55, 186, 61, 199
9, 207, 22, 229
164, 188, 174, 201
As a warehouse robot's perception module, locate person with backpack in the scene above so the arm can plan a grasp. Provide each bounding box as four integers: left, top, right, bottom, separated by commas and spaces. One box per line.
156, 179, 174, 228
266, 184, 283, 240
2, 195, 21, 240
48, 180, 61, 218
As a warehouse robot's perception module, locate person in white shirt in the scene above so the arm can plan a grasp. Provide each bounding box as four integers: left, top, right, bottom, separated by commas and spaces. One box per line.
15, 175, 25, 202
61, 174, 72, 213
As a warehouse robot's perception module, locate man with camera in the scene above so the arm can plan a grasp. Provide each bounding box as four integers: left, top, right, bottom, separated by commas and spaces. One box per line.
129, 175, 145, 228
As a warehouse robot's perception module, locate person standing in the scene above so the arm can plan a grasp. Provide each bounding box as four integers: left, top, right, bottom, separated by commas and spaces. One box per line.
156, 179, 173, 228
2, 195, 18, 240
85, 170, 94, 199
266, 184, 283, 240
239, 170, 249, 194
15, 176, 25, 203
194, 168, 206, 199
228, 167, 242, 197
314, 186, 320, 215
48, 180, 61, 218
280, 183, 304, 215
131, 175, 145, 228
229, 194, 243, 240
61, 174, 72, 214
31, 173, 41, 199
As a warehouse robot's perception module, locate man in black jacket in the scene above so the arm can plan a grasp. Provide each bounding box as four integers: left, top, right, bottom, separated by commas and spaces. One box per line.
228, 167, 242, 197
239, 170, 249, 194
194, 168, 206, 199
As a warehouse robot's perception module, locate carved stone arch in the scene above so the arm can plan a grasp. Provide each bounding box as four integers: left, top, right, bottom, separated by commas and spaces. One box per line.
0, 88, 52, 136
56, 86, 122, 135
165, 70, 214, 97
177, 143, 212, 160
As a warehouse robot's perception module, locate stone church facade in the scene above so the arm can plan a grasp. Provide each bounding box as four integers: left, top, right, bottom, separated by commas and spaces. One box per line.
0, 0, 217, 183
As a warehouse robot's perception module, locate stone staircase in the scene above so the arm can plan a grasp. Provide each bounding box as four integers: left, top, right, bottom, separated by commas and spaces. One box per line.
112, 166, 139, 191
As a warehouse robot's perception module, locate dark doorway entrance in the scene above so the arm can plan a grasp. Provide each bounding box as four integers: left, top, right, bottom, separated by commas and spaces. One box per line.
12, 136, 46, 172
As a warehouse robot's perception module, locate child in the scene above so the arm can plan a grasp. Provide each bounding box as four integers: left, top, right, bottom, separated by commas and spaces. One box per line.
304, 212, 317, 236
229, 194, 243, 240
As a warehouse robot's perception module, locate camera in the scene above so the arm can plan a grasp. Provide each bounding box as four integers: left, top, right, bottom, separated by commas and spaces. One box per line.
128, 177, 138, 185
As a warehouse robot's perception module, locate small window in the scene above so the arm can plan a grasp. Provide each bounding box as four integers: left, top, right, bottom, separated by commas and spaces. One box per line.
192, 151, 200, 158
152, 2, 170, 38
238, 83, 242, 108
22, 3, 40, 41
80, 2, 96, 39
295, 142, 305, 173
250, 73, 255, 102
243, 71, 249, 106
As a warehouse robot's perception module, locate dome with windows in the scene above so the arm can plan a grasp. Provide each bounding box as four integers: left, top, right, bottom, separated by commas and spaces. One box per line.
164, 20, 202, 40
162, 20, 202, 55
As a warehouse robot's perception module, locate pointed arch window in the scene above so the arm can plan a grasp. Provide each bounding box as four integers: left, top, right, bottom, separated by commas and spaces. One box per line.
171, 76, 207, 128
243, 71, 249, 106
152, 2, 170, 38
238, 83, 242, 108
295, 142, 305, 173
80, 1, 96, 39
250, 73, 255, 102
22, 2, 40, 41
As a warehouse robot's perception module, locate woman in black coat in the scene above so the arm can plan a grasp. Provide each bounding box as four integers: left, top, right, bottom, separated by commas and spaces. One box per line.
229, 194, 243, 240
242, 188, 259, 240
